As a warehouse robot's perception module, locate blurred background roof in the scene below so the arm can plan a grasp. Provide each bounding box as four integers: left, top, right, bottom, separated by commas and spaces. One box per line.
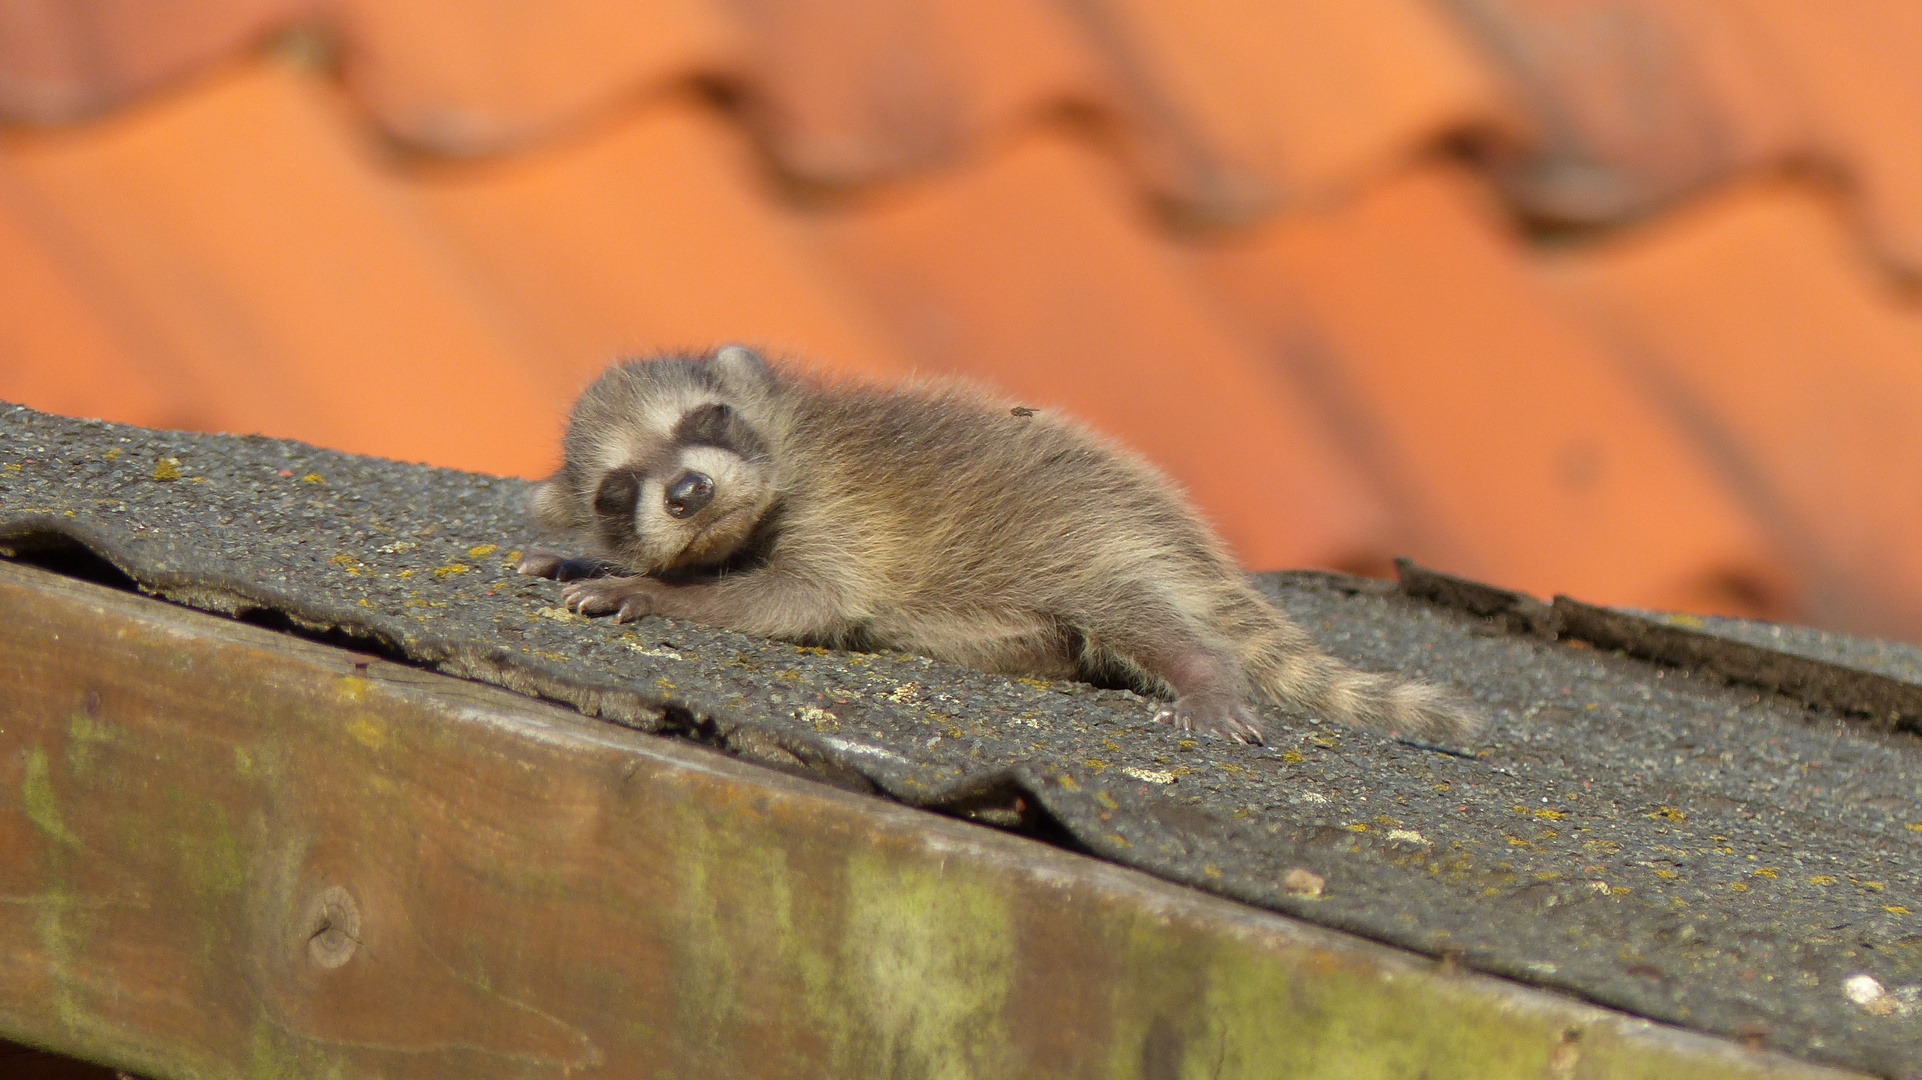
0, 0, 1919, 641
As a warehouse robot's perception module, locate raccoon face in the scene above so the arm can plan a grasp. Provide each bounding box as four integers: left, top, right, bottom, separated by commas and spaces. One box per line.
529, 349, 781, 574
587, 402, 777, 572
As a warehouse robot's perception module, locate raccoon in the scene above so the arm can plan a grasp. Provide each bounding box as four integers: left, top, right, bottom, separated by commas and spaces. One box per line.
519, 346, 1480, 745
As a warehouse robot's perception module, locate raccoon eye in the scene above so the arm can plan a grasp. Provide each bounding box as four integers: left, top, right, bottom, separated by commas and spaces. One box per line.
593, 469, 640, 518
674, 403, 733, 447
664, 471, 714, 518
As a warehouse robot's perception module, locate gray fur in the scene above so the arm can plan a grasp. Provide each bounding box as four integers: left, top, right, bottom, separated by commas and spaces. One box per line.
522, 347, 1482, 744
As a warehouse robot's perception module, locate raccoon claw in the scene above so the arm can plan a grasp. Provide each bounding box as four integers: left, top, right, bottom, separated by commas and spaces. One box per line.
1152, 699, 1265, 745
561, 577, 661, 623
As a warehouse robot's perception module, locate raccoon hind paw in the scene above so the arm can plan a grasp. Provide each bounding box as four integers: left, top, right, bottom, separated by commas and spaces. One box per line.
1152, 697, 1265, 745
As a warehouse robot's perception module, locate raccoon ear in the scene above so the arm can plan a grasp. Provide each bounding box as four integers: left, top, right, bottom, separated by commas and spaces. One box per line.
710, 344, 774, 387
527, 475, 588, 531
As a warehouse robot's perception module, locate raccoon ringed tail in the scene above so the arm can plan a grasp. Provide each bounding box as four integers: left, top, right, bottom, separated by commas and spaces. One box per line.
1249, 645, 1484, 741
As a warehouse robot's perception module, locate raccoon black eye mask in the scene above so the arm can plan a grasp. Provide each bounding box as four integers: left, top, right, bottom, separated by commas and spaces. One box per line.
519, 346, 1481, 745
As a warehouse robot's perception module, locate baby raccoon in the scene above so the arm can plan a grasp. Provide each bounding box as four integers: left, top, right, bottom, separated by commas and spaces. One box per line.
520, 346, 1480, 745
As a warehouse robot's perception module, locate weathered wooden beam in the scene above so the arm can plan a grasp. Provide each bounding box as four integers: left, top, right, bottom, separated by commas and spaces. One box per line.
0, 561, 1862, 1079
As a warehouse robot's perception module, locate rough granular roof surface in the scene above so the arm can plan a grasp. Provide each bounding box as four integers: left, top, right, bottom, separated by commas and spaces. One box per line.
1675, 613, 1922, 689
3, 402, 1920, 1079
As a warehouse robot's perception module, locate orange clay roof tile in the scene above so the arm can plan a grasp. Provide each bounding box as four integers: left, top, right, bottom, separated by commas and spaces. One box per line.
1439, 0, 1810, 226
0, 165, 182, 427
725, 0, 1109, 186
728, 0, 1521, 220
0, 0, 312, 122
1084, 0, 1524, 221
0, 55, 558, 477
1740, 0, 1922, 277
1544, 179, 1922, 640
403, 94, 914, 390
1194, 162, 1789, 617
331, 0, 741, 155
803, 130, 1393, 573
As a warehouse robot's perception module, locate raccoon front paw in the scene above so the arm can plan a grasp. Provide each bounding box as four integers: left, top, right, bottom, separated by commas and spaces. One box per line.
519, 546, 618, 582
518, 546, 568, 578
562, 576, 663, 623
1152, 697, 1265, 745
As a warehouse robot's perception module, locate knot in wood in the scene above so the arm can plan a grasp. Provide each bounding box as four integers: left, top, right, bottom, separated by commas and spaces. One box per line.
304, 885, 361, 969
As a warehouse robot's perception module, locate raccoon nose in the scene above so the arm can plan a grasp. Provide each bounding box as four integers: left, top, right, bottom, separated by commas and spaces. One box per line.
664, 471, 714, 518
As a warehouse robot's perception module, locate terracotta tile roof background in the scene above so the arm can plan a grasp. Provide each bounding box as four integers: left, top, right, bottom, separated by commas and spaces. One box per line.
1, 1, 1918, 639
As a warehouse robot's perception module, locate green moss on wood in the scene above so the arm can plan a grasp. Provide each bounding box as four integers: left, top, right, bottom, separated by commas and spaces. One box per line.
23, 747, 77, 847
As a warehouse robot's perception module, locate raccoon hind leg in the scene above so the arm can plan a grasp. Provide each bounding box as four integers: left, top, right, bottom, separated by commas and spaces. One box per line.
1066, 610, 1267, 745
1145, 647, 1266, 745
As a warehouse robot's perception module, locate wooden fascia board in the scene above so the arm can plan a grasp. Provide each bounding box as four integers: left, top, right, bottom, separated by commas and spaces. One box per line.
0, 561, 1861, 1080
